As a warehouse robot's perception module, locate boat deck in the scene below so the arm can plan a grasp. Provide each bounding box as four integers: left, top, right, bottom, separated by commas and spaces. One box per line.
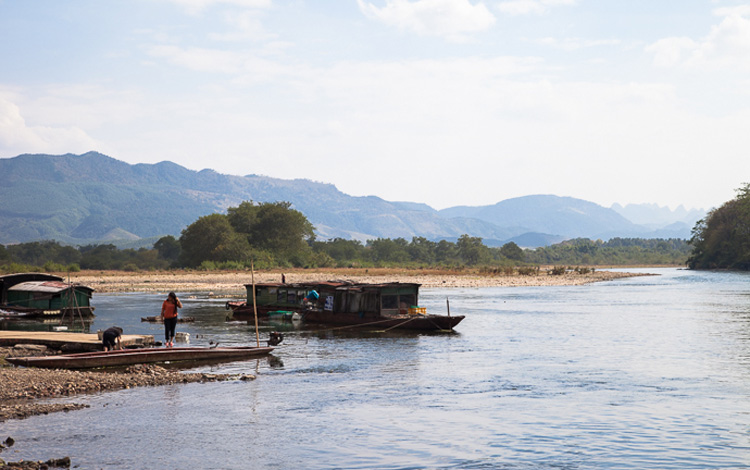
0, 331, 154, 351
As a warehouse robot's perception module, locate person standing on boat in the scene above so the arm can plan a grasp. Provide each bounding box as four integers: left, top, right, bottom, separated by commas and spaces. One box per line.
161, 292, 182, 347
102, 326, 123, 351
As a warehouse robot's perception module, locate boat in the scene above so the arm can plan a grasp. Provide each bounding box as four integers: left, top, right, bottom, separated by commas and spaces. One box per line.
227, 280, 464, 331
0, 273, 95, 319
5, 345, 274, 369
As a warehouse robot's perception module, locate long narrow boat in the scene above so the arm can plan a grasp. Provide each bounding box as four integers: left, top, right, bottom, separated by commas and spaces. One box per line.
6, 346, 274, 369
227, 280, 464, 331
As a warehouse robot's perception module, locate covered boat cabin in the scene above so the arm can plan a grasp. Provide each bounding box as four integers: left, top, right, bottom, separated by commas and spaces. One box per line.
0, 273, 95, 318
329, 282, 419, 317
249, 281, 421, 317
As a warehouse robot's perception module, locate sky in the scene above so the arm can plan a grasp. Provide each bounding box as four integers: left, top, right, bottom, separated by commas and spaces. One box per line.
1, 1, 750, 211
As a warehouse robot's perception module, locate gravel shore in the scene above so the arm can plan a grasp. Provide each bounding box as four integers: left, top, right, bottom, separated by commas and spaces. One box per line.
0, 347, 253, 423
65, 267, 650, 294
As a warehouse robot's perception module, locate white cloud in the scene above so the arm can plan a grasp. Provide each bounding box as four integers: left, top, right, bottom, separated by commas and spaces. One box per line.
647, 7, 750, 69
645, 37, 697, 67
713, 5, 750, 18
0, 94, 97, 157
147, 45, 245, 73
162, 0, 271, 15
209, 9, 278, 42
536, 37, 620, 51
357, 0, 496, 39
496, 0, 577, 16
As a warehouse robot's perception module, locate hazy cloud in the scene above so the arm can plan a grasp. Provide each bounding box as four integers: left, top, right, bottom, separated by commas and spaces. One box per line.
357, 0, 496, 39
0, 95, 97, 156
496, 0, 577, 16
209, 10, 277, 42
647, 7, 750, 69
163, 0, 271, 15
536, 37, 620, 51
147, 45, 245, 73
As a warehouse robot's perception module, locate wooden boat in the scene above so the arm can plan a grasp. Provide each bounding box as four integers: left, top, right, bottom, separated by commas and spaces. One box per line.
228, 280, 464, 331
6, 346, 274, 369
0, 273, 95, 319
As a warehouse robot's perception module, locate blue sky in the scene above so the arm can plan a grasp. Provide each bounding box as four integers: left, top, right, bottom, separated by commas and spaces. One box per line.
2, 0, 749, 211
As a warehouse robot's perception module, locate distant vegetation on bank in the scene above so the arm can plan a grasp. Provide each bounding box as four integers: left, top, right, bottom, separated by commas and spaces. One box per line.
0, 201, 692, 274
688, 183, 750, 270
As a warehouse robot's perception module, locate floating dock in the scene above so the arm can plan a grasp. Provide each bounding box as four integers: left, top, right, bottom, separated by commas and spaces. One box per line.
0, 331, 154, 352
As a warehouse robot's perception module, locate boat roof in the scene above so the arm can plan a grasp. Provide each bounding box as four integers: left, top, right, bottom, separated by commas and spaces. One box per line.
8, 280, 94, 294
0, 273, 63, 283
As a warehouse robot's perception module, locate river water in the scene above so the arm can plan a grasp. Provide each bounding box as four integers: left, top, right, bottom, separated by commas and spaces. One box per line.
2, 268, 750, 469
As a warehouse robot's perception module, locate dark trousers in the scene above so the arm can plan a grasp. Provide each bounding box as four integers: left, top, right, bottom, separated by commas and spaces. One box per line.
164, 316, 178, 342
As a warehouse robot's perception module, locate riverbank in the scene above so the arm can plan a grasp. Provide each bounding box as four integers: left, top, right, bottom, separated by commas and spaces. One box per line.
0, 346, 253, 423
65, 267, 652, 294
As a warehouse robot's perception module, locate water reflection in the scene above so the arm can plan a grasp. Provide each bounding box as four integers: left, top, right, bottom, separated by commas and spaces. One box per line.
3, 268, 750, 469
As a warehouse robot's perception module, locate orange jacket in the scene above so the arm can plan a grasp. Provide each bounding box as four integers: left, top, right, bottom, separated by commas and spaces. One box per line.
162, 300, 179, 319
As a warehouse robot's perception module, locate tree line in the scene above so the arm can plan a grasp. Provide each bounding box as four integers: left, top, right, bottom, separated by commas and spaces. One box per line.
0, 200, 693, 273
688, 183, 750, 270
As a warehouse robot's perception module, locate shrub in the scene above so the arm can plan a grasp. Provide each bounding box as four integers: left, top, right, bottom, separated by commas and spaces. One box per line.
550, 266, 567, 275
43, 261, 66, 272
123, 263, 139, 272
517, 266, 539, 276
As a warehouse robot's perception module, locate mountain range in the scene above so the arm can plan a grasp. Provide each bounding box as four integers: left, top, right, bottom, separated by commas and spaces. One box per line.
0, 152, 706, 248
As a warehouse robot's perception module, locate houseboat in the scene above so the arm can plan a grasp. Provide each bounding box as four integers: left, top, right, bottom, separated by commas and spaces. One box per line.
226, 280, 463, 331
0, 273, 95, 319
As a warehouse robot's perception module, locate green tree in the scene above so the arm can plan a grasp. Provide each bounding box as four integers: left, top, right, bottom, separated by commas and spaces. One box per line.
435, 239, 459, 264
6, 241, 81, 266
499, 242, 525, 262
227, 201, 257, 235
312, 238, 365, 264
247, 202, 315, 262
179, 214, 251, 267
688, 183, 750, 270
457, 234, 489, 265
80, 244, 122, 270
368, 237, 410, 263
154, 235, 181, 263
228, 201, 315, 264
408, 237, 437, 264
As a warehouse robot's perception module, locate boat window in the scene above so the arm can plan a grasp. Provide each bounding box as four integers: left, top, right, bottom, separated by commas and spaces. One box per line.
382, 295, 398, 310
277, 290, 286, 303
401, 294, 416, 308
287, 292, 297, 304
348, 293, 363, 313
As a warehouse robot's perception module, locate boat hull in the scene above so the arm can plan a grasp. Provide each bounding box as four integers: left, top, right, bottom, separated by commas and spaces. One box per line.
6, 346, 274, 369
0, 305, 95, 319
301, 311, 465, 331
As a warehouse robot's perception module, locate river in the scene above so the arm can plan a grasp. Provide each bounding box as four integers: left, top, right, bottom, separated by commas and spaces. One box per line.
2, 268, 750, 469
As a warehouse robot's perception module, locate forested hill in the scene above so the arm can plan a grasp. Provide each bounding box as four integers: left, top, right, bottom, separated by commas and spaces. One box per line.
0, 152, 700, 247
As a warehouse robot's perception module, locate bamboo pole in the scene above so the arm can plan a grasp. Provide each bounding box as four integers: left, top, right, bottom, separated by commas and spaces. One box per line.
251, 260, 260, 347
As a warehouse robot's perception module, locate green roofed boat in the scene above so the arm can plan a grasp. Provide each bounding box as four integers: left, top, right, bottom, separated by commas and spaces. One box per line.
0, 273, 95, 319
226, 280, 463, 331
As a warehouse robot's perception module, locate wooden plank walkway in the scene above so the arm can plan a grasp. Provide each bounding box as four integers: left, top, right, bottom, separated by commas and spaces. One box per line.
0, 331, 154, 351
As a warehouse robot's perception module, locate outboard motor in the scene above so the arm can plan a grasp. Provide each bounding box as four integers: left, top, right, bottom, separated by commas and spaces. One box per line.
267, 331, 284, 346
